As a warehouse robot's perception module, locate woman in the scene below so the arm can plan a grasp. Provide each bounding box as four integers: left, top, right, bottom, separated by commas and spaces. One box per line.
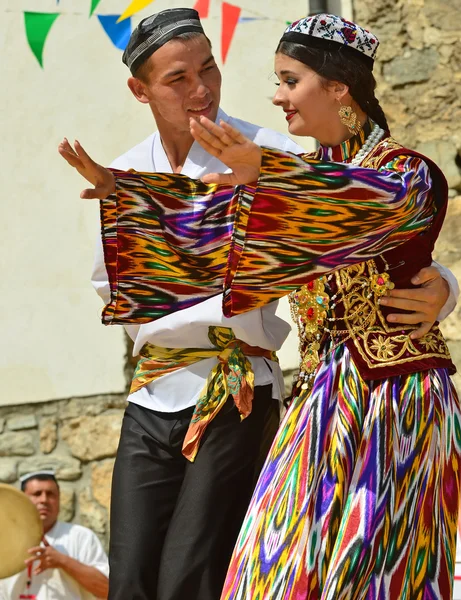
212, 17, 460, 599
59, 14, 460, 598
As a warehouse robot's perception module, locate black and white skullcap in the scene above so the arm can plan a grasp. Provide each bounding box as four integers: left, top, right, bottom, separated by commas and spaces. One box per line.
123, 8, 205, 75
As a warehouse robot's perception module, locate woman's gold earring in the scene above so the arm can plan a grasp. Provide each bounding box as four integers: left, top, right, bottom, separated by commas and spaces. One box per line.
338, 100, 362, 135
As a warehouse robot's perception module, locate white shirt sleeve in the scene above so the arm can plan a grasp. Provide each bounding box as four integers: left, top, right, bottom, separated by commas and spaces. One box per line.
432, 260, 460, 321
91, 234, 111, 305
281, 136, 307, 155
75, 528, 110, 578
0, 580, 8, 600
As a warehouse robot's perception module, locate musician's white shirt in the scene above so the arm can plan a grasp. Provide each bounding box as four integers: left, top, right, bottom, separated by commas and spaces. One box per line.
0, 522, 109, 600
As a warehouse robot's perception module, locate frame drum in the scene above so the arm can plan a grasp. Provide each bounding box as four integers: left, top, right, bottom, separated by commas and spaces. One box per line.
0, 484, 43, 578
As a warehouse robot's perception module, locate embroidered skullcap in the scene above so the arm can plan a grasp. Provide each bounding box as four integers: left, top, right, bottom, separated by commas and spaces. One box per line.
281, 14, 379, 70
123, 8, 205, 75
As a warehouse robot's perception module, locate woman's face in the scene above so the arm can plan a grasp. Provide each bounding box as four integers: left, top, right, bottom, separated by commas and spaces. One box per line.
272, 53, 340, 142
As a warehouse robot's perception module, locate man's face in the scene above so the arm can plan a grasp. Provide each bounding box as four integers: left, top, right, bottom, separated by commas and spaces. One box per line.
133, 35, 222, 134
24, 479, 60, 533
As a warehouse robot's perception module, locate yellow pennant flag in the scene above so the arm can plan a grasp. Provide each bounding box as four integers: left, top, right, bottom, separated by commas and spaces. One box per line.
117, 0, 156, 22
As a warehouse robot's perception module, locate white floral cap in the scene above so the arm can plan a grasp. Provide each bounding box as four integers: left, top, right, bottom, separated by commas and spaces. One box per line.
282, 14, 379, 70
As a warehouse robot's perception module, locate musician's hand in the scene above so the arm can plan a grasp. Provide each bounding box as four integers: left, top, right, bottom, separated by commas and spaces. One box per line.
58, 138, 115, 199
189, 116, 261, 185
379, 266, 449, 339
26, 537, 64, 575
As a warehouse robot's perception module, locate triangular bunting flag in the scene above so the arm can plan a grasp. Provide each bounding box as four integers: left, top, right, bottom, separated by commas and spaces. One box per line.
238, 17, 268, 23
221, 3, 241, 64
24, 12, 60, 67
117, 0, 156, 22
193, 0, 210, 19
98, 15, 132, 50
90, 0, 102, 17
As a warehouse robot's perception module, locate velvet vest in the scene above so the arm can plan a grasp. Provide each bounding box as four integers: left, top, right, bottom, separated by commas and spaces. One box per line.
323, 137, 455, 380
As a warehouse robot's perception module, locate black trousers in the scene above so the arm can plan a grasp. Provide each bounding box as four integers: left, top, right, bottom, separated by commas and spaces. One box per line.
108, 385, 277, 600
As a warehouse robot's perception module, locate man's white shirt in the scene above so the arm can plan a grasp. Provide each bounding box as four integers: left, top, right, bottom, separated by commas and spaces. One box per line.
91, 108, 459, 413
0, 522, 109, 600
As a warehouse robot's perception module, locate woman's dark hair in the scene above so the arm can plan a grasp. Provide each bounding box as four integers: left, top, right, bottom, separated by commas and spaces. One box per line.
276, 41, 389, 132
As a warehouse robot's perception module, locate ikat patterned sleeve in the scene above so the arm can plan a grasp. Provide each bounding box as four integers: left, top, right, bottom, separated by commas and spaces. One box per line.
100, 148, 437, 324
99, 169, 236, 324
223, 148, 437, 316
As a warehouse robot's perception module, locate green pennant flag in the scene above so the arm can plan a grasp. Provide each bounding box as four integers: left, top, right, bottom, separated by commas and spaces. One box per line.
24, 12, 60, 67
90, 0, 103, 17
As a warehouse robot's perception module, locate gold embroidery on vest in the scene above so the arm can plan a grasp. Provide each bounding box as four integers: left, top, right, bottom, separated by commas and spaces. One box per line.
361, 137, 404, 170
289, 279, 329, 392
332, 262, 452, 369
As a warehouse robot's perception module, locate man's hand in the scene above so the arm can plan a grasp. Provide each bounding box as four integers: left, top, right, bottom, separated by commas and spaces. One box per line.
189, 116, 262, 185
58, 138, 115, 199
379, 266, 449, 339
25, 537, 63, 575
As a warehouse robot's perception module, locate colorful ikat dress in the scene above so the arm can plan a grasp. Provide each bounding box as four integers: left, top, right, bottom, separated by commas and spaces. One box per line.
219, 127, 461, 600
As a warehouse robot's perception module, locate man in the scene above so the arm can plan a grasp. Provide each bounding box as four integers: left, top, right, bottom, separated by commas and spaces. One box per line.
87, 8, 459, 600
0, 471, 109, 600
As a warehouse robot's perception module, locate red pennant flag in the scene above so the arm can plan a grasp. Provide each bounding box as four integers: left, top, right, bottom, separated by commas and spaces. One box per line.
221, 2, 241, 64
193, 0, 210, 19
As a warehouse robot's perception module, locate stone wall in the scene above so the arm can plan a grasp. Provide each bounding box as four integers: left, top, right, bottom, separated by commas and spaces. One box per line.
0, 394, 126, 550
353, 0, 461, 387
353, 0, 461, 190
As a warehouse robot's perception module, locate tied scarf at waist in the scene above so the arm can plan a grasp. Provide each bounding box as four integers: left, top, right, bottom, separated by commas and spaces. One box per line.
130, 326, 278, 461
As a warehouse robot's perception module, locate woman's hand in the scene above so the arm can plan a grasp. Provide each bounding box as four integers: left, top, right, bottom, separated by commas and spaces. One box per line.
58, 138, 115, 199
190, 116, 262, 185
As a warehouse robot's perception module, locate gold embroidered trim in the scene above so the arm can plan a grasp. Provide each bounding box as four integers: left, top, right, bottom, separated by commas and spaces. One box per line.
289, 279, 329, 392
332, 261, 452, 369
361, 137, 404, 170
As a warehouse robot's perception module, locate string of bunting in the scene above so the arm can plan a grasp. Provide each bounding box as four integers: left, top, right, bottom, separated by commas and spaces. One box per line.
22, 0, 295, 68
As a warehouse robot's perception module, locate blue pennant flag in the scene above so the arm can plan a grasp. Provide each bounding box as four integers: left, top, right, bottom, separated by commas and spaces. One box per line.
97, 15, 131, 50
238, 17, 268, 23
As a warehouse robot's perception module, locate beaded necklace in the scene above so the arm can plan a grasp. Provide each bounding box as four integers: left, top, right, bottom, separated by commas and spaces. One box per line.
350, 123, 385, 165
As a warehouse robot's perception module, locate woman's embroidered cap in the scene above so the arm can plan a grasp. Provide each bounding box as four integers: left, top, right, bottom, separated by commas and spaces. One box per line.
123, 8, 205, 75
281, 14, 379, 70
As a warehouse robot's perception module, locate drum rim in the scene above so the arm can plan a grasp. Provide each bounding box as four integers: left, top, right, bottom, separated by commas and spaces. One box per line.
0, 483, 44, 579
